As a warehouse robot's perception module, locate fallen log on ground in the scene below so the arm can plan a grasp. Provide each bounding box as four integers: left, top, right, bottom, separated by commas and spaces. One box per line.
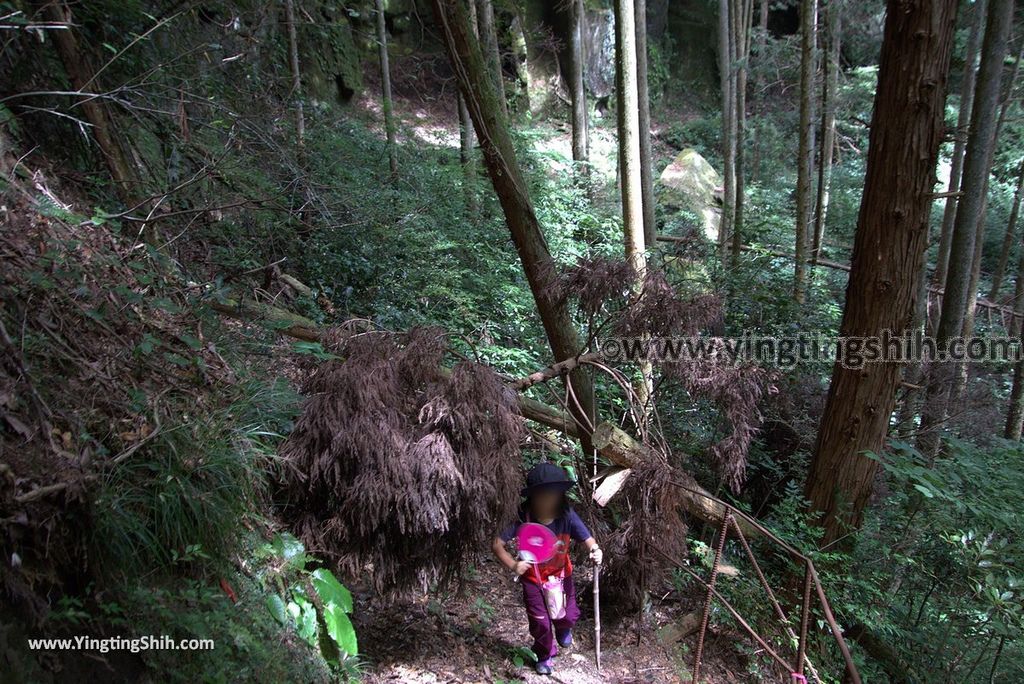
210, 296, 581, 437
590, 422, 759, 537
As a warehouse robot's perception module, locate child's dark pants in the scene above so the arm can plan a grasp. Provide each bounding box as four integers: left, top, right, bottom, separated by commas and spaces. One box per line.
521, 575, 580, 660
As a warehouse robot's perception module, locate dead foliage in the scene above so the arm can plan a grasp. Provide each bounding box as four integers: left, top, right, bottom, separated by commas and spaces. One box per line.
279, 327, 524, 595
596, 458, 690, 611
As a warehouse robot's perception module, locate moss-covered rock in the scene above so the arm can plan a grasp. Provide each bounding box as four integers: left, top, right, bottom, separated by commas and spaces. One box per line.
658, 148, 723, 241
299, 3, 365, 103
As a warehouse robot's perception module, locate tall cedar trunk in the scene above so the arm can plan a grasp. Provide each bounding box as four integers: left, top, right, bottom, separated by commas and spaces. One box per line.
376, 0, 398, 174
804, 0, 958, 548
42, 1, 136, 206
616, 0, 653, 411
953, 45, 1022, 400
718, 0, 736, 263
430, 0, 597, 454
931, 0, 988, 305
285, 0, 305, 148
476, 0, 508, 118
752, 0, 770, 182
917, 0, 1014, 460
990, 161, 1024, 299
635, 0, 657, 248
731, 0, 753, 265
794, 0, 818, 303
813, 0, 840, 264
569, 0, 589, 166
458, 0, 479, 214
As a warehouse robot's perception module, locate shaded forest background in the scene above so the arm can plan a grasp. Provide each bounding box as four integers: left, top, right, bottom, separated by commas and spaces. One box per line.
1, 0, 1023, 682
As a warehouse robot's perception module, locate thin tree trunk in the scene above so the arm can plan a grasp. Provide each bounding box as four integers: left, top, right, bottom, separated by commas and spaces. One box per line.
458, 93, 478, 214
41, 1, 137, 206
568, 0, 589, 167
476, 0, 508, 118
458, 0, 479, 214
430, 0, 597, 454
795, 0, 818, 303
931, 0, 988, 302
752, 0, 770, 183
989, 161, 1024, 300
376, 0, 398, 174
1011, 239, 1024, 336
636, 0, 657, 248
616, 0, 653, 412
718, 0, 736, 264
813, 0, 840, 264
804, 0, 958, 547
731, 0, 753, 265
284, 0, 305, 148
1006, 356, 1024, 438
917, 0, 1014, 461
952, 40, 1022, 402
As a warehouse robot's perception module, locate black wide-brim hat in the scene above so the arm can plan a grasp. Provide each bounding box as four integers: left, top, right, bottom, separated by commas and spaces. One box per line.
520, 462, 575, 498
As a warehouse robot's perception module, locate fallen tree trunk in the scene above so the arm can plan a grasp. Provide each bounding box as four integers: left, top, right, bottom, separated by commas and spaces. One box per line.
211, 298, 751, 533
590, 422, 759, 537
211, 297, 320, 342
210, 296, 581, 437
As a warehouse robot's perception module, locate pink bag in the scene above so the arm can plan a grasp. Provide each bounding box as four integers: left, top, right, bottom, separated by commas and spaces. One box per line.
540, 573, 567, 620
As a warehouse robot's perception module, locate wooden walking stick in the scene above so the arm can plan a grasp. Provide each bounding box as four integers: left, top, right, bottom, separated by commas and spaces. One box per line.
593, 562, 602, 671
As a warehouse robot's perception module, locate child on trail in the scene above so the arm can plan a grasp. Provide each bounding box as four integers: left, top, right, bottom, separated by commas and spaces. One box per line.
491, 462, 602, 676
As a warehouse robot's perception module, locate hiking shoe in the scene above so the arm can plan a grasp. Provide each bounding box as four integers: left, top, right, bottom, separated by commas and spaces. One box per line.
556, 629, 573, 648
535, 658, 553, 675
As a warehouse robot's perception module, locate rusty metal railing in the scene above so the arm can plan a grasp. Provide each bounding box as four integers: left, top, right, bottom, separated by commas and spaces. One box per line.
659, 479, 862, 684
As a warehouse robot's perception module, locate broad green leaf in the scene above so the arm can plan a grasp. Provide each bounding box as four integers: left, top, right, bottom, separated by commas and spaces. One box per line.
289, 596, 317, 646
266, 594, 288, 625
323, 604, 358, 657
312, 568, 353, 613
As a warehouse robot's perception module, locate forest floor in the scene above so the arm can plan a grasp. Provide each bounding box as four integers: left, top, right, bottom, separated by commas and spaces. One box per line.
353, 553, 750, 684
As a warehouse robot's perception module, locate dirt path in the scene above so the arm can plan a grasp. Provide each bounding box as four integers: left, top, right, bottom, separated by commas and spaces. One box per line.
354, 554, 748, 683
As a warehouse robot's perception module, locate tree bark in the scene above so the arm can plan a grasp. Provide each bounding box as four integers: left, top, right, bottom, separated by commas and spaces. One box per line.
458, 0, 479, 215
1005, 356, 1024, 439
931, 0, 987, 303
731, 0, 753, 265
476, 0, 508, 118
795, 0, 818, 303
430, 0, 597, 454
989, 161, 1024, 300
917, 0, 1014, 461
616, 0, 654, 412
751, 0, 770, 183
804, 0, 958, 547
375, 0, 398, 174
635, 0, 657, 248
952, 40, 1022, 402
284, 0, 305, 148
813, 0, 840, 264
718, 0, 736, 264
568, 0, 589, 167
458, 93, 478, 214
41, 1, 137, 206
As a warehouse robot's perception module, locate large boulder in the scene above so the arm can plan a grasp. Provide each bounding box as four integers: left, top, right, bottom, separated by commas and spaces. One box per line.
658, 148, 723, 241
